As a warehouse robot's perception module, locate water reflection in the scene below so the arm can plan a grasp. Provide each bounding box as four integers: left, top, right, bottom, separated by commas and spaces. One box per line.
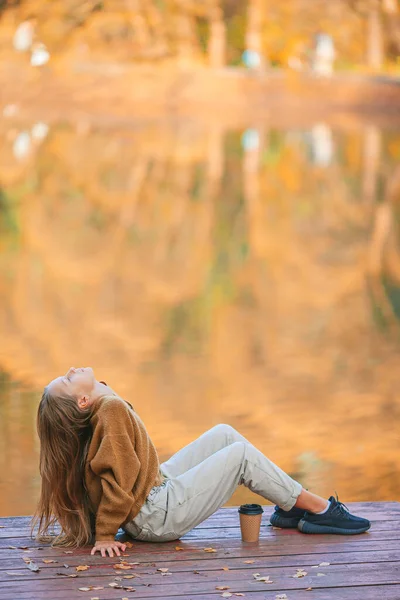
1, 118, 400, 517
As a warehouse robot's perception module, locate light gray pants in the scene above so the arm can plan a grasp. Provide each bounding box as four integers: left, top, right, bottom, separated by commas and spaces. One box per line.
123, 424, 303, 542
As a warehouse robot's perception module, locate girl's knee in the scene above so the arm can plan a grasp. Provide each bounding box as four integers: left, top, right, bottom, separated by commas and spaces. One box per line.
211, 423, 237, 437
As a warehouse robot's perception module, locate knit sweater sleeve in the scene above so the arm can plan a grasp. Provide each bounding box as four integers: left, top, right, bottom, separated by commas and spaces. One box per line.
89, 403, 141, 542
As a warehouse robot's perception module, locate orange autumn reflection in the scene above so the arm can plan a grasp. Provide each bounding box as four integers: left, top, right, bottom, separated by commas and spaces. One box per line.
1, 119, 400, 517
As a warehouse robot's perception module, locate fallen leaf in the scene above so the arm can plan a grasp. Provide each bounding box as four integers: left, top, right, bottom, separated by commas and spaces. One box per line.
276, 595, 288, 600
78, 588, 92, 592
63, 550, 73, 554
243, 560, 254, 564
56, 572, 78, 577
306, 587, 313, 591
204, 547, 217, 552
122, 586, 136, 591
18, 546, 29, 550
157, 567, 169, 573
234, 595, 245, 597
7, 546, 17, 549
63, 564, 69, 568
175, 546, 184, 551
222, 566, 230, 571
125, 542, 133, 548
76, 565, 90, 571
91, 598, 100, 600
114, 564, 132, 570
216, 586, 230, 590
193, 570, 200, 574
27, 561, 40, 573
108, 582, 121, 588
311, 565, 318, 568
257, 576, 273, 583
292, 569, 307, 578
22, 557, 32, 563
42, 559, 57, 564
319, 562, 330, 567
0, 525, 5, 528
123, 575, 136, 579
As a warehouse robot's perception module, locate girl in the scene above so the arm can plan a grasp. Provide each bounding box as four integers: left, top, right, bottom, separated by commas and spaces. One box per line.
31, 367, 370, 557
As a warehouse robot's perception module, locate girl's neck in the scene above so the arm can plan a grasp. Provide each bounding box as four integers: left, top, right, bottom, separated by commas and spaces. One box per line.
91, 380, 119, 404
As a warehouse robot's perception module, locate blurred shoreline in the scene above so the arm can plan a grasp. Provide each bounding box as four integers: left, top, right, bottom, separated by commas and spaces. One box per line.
3, 65, 400, 128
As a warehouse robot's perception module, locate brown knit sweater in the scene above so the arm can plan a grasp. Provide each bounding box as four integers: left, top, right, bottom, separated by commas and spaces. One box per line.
85, 395, 165, 542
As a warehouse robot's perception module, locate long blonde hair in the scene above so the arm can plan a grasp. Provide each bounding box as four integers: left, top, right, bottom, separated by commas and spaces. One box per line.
30, 388, 95, 547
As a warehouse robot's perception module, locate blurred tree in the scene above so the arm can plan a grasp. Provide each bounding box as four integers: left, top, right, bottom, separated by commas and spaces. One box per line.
0, 0, 398, 69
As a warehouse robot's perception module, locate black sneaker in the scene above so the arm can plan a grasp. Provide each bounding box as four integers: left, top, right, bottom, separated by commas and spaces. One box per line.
270, 505, 307, 529
298, 494, 371, 535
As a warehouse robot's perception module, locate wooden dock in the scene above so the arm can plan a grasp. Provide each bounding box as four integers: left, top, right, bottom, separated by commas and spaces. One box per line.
0, 502, 399, 600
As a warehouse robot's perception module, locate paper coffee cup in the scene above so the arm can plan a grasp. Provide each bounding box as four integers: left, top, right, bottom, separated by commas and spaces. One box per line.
238, 503, 264, 542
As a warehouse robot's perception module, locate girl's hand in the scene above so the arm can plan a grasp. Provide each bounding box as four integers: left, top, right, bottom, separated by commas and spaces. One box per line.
91, 540, 127, 557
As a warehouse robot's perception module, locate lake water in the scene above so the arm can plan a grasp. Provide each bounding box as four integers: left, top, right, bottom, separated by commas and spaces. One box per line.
1, 117, 400, 517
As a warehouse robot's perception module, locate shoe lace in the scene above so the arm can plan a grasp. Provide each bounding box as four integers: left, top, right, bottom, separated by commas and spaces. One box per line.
331, 491, 350, 518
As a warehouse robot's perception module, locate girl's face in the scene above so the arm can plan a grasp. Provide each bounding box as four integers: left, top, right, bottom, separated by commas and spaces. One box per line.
47, 367, 96, 403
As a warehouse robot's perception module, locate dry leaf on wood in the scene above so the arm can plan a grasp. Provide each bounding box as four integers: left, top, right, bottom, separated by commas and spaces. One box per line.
42, 559, 57, 564
76, 565, 90, 571
292, 569, 307, 578
26, 561, 40, 572
243, 560, 254, 564
216, 586, 230, 590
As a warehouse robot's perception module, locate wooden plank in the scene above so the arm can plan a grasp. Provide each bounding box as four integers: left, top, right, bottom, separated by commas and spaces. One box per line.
0, 548, 399, 573
0, 519, 398, 541
1, 538, 400, 564
1, 502, 398, 530
0, 560, 400, 598
1, 585, 400, 600
2, 531, 399, 553
1, 549, 400, 579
